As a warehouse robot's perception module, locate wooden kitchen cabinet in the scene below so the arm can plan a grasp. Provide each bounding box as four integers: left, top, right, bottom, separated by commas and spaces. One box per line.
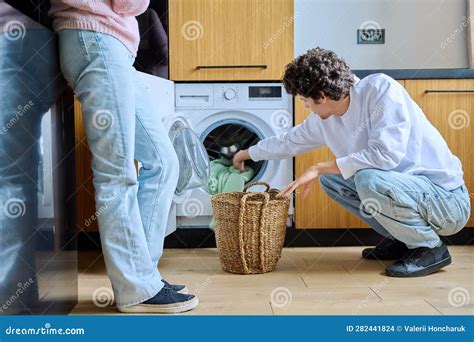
74, 98, 98, 232
169, 0, 294, 81
405, 79, 474, 227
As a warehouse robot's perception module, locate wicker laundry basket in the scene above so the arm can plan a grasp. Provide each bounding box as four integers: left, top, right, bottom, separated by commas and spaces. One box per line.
211, 182, 290, 274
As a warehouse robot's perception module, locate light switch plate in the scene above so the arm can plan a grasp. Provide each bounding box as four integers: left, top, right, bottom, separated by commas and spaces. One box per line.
357, 29, 385, 44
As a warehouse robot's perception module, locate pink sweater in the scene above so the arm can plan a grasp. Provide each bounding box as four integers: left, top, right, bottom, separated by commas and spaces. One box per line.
49, 0, 150, 56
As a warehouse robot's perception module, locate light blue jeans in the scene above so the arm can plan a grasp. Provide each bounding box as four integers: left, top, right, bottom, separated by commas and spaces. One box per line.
319, 169, 471, 249
58, 30, 179, 306
1, 29, 65, 310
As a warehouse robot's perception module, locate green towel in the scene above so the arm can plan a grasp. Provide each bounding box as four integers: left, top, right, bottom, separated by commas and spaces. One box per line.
208, 157, 254, 230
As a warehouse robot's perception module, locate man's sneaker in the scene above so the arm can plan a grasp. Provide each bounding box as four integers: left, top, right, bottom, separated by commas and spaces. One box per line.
117, 287, 198, 314
362, 238, 409, 260
385, 242, 451, 277
162, 279, 188, 294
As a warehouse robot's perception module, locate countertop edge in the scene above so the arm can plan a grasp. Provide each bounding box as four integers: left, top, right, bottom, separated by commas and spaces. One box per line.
353, 68, 474, 80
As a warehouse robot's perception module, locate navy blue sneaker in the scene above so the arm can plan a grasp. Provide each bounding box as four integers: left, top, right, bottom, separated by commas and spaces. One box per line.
118, 287, 198, 314
162, 279, 188, 294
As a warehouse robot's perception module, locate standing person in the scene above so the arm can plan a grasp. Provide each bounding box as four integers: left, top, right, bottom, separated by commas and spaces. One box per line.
49, 0, 198, 313
233, 48, 471, 278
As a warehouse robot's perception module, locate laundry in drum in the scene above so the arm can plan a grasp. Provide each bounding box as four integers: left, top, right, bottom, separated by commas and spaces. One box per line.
207, 157, 254, 230
203, 122, 265, 179
219, 143, 239, 158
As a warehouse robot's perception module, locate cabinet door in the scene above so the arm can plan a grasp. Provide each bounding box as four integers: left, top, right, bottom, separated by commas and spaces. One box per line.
169, 0, 294, 81
294, 99, 368, 229
405, 79, 474, 227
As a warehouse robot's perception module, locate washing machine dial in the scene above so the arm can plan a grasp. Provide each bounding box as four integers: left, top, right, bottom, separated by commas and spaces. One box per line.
223, 88, 237, 101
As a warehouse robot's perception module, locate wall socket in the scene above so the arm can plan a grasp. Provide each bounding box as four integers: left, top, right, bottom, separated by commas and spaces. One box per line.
357, 29, 385, 44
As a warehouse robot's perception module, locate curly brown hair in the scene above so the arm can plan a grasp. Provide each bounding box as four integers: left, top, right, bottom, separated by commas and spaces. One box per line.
283, 48, 354, 101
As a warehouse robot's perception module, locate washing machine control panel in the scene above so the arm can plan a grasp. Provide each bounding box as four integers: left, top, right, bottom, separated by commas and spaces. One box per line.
219, 85, 283, 103
248, 85, 282, 99
223, 88, 237, 101
220, 87, 238, 102
175, 83, 290, 110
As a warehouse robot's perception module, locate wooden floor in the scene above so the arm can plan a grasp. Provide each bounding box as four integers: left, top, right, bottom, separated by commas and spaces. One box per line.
71, 246, 474, 315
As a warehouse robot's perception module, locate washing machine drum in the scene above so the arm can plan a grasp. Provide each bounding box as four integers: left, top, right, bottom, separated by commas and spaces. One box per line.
168, 117, 210, 195
203, 122, 266, 182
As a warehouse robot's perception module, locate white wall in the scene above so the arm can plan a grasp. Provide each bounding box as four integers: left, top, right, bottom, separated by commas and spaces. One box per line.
295, 0, 470, 69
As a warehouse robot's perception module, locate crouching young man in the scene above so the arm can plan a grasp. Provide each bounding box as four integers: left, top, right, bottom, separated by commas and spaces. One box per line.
233, 48, 471, 277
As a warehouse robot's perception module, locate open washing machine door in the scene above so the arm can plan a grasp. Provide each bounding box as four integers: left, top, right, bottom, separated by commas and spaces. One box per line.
164, 114, 209, 237
166, 114, 210, 204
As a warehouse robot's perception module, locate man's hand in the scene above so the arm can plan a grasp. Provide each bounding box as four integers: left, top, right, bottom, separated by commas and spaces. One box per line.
276, 165, 320, 199
233, 149, 251, 172
276, 160, 341, 199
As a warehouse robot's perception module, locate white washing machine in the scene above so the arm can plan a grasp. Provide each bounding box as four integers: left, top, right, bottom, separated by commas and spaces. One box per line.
139, 73, 293, 232
174, 83, 294, 229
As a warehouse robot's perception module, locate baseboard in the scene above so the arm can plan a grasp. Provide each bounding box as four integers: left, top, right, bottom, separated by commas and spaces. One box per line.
78, 226, 474, 250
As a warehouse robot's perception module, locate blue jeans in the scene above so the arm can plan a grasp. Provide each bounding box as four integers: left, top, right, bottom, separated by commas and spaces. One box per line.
1, 29, 65, 310
319, 169, 471, 249
58, 30, 179, 306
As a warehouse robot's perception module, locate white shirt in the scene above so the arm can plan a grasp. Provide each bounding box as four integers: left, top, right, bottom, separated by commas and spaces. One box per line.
249, 73, 464, 190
